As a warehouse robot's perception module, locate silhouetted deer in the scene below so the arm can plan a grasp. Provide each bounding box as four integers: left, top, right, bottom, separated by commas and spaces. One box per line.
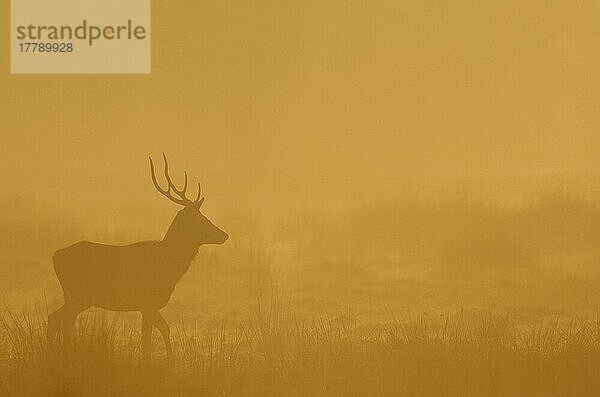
47, 154, 228, 360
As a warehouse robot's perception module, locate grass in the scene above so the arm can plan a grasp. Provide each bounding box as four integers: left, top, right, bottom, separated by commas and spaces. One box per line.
1, 305, 600, 397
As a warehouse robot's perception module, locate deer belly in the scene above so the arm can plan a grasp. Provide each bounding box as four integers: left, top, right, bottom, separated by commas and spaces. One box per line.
92, 287, 175, 311
63, 270, 176, 311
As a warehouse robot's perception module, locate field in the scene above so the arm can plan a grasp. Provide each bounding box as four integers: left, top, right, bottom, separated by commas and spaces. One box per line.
2, 184, 600, 396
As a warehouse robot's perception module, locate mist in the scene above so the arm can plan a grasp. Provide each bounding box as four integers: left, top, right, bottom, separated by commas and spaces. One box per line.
2, 1, 600, 214
2, 1, 600, 396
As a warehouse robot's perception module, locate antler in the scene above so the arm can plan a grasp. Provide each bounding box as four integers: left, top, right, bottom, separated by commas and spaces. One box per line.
149, 153, 205, 207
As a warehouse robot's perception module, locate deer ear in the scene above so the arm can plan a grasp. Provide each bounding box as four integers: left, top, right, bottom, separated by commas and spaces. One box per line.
197, 197, 205, 208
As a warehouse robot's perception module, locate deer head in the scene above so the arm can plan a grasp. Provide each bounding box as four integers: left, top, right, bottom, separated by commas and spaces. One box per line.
150, 153, 229, 246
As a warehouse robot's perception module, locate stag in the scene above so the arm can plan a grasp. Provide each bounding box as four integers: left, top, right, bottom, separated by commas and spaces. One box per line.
47, 154, 228, 360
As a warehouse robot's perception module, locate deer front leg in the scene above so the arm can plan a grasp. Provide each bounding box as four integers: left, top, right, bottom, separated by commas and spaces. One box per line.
153, 312, 172, 359
141, 311, 154, 361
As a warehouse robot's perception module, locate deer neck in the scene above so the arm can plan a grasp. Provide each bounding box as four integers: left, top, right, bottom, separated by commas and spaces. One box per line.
161, 221, 202, 277
162, 237, 200, 262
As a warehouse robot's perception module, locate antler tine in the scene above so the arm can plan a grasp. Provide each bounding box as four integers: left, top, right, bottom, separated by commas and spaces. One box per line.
194, 182, 205, 207
162, 153, 191, 202
149, 155, 188, 206
161, 153, 173, 187
180, 172, 188, 196
170, 170, 188, 197
194, 183, 202, 202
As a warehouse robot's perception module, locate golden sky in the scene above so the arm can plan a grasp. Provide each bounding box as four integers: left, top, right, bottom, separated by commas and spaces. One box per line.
1, 1, 599, 217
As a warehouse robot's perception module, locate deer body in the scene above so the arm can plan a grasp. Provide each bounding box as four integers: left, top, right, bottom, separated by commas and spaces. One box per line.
54, 240, 187, 312
47, 155, 228, 360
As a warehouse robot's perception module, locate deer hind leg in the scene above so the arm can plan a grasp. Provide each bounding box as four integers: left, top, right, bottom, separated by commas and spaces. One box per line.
61, 308, 80, 347
153, 312, 172, 359
47, 304, 82, 350
47, 306, 64, 345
